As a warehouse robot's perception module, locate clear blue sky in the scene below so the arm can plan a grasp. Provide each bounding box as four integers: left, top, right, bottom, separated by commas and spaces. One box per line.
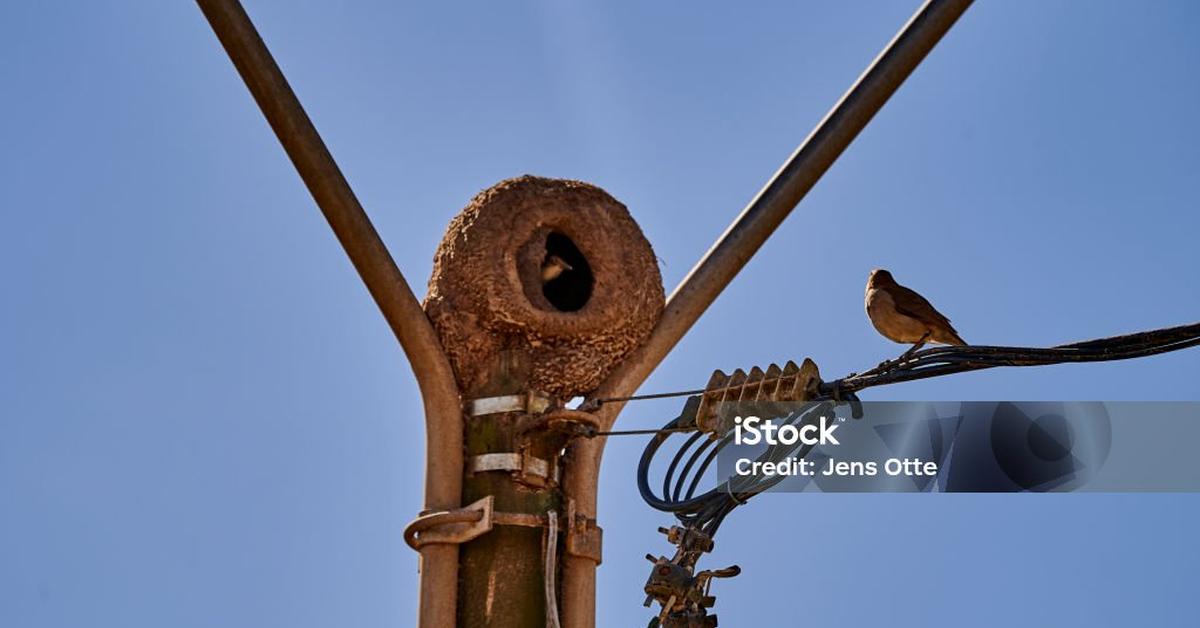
3, 1, 1199, 626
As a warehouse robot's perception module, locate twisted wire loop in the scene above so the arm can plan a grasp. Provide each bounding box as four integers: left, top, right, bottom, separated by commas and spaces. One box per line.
638, 400, 833, 540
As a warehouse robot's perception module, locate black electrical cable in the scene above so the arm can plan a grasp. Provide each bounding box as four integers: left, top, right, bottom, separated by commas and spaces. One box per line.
596, 321, 1200, 413
633, 320, 1200, 540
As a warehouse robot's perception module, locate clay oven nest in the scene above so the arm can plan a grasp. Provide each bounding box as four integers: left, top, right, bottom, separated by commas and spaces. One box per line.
424, 176, 664, 399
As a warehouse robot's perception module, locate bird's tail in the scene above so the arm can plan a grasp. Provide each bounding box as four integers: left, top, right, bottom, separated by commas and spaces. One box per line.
937, 328, 967, 346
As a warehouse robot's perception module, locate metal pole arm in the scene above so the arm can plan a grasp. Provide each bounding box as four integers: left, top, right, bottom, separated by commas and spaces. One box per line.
193, 0, 454, 391
563, 2, 974, 626
194, 2, 463, 626
591, 0, 975, 418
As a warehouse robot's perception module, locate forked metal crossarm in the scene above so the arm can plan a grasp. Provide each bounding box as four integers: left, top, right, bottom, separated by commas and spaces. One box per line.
194, 0, 977, 626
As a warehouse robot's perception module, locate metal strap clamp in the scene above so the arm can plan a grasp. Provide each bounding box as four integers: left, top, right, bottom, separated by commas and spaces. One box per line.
468, 451, 560, 486
404, 496, 595, 552
564, 498, 603, 565
466, 392, 552, 417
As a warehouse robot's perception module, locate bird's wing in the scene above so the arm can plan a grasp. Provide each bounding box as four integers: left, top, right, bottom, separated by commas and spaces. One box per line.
890, 284, 954, 328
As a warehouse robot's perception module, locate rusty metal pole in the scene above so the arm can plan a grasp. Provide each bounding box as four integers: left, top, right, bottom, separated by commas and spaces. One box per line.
423, 176, 664, 626
193, 2, 463, 626
561, 0, 974, 625
195, 0, 974, 624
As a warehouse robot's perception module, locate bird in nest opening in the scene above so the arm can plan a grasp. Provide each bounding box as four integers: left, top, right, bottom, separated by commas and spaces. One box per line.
865, 268, 966, 362
541, 254, 574, 282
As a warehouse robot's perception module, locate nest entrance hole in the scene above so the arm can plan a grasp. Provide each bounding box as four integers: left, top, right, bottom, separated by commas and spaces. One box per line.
542, 232, 593, 312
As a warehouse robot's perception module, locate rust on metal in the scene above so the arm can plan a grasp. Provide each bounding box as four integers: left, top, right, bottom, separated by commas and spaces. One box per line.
694, 358, 821, 436
424, 175, 662, 627
196, 0, 975, 622
192, 2, 466, 626
467, 452, 559, 488
564, 499, 603, 566
404, 496, 495, 550
562, 2, 975, 624
467, 392, 553, 417
405, 496, 567, 551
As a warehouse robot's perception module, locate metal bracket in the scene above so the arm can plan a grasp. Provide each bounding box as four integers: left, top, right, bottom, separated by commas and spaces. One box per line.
468, 451, 560, 487
405, 496, 568, 551
642, 523, 738, 626
466, 392, 552, 417
694, 358, 822, 437
403, 495, 495, 550
564, 499, 603, 565
543, 408, 601, 438
658, 525, 713, 554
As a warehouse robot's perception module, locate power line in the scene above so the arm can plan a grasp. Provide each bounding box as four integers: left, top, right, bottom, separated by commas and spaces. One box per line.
590, 320, 1200, 412
633, 319, 1200, 529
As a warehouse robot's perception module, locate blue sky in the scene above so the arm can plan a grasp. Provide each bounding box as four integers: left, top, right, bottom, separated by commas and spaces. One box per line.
3, 1, 1199, 626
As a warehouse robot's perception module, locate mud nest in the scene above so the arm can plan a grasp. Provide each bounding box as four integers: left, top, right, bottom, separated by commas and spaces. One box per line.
424, 176, 664, 399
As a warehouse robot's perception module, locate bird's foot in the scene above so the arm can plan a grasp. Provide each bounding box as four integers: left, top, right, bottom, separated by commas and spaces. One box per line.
895, 334, 931, 363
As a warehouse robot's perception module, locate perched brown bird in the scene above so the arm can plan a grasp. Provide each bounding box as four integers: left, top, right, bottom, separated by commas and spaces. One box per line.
541, 254, 573, 282
865, 269, 966, 355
